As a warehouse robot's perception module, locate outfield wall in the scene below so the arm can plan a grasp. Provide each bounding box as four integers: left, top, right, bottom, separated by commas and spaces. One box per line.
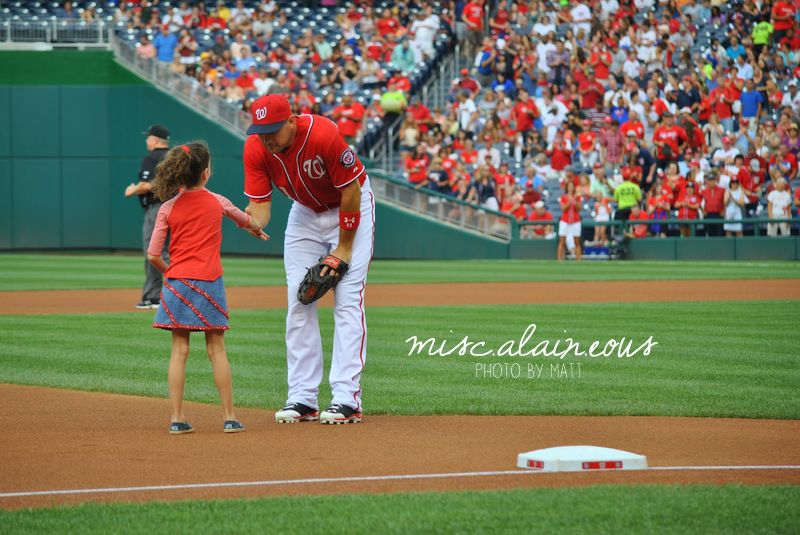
1, 51, 797, 261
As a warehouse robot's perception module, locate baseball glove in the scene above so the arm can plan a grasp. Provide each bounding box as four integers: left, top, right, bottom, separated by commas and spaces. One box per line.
297, 255, 350, 305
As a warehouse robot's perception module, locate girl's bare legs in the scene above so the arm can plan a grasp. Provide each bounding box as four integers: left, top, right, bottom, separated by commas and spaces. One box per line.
557, 236, 566, 261
205, 330, 236, 421
168, 330, 191, 422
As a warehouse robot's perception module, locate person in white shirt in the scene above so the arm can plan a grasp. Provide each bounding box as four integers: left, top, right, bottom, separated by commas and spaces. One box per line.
536, 33, 556, 75
735, 56, 754, 81
604, 78, 628, 110
536, 90, 568, 144
781, 82, 800, 113
623, 50, 642, 79
533, 15, 556, 37
410, 7, 440, 59
767, 178, 793, 236
161, 8, 183, 33
477, 139, 502, 168
457, 90, 479, 134
599, 0, 619, 21
713, 137, 741, 167
570, 2, 592, 35
253, 69, 274, 95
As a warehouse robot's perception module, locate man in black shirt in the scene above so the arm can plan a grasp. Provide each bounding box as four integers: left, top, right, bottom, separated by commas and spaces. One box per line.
124, 124, 170, 310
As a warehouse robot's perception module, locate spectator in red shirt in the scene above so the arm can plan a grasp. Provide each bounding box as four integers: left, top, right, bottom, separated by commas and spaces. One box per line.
526, 200, 555, 239
513, 88, 539, 136
462, 0, 486, 57
676, 180, 701, 236
331, 93, 366, 145
557, 180, 583, 261
405, 146, 430, 185
578, 71, 605, 110
621, 111, 645, 140
652, 112, 688, 169
772, 1, 796, 42
588, 44, 613, 83
548, 130, 573, 171
626, 204, 650, 238
700, 171, 726, 236
376, 8, 401, 39
407, 98, 433, 135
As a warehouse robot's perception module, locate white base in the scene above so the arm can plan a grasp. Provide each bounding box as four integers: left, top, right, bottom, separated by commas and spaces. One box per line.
517, 445, 648, 472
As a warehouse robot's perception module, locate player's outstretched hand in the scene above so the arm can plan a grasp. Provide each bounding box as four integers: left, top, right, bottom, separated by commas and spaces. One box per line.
245, 217, 269, 241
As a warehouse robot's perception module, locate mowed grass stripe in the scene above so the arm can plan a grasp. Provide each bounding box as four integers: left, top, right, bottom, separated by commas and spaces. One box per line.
1, 485, 798, 534
1, 301, 797, 418
1, 254, 800, 291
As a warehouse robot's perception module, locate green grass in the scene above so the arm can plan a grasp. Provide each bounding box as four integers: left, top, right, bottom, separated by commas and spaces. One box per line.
2, 301, 798, 419
1, 253, 799, 291
1, 485, 798, 534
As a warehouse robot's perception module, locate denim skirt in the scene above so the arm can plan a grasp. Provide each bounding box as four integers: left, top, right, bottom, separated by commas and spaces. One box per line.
153, 277, 229, 331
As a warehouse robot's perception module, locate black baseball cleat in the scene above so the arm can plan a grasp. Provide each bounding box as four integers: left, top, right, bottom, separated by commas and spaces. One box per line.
319, 404, 362, 425
275, 402, 320, 423
135, 299, 160, 310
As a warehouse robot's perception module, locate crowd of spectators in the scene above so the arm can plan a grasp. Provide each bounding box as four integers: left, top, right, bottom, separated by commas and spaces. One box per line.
395, 0, 800, 252
108, 0, 453, 150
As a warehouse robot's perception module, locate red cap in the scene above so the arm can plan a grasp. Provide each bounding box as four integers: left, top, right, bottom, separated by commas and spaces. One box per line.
621, 167, 632, 179
689, 161, 700, 168
593, 162, 602, 168
603, 116, 612, 123
626, 142, 636, 151
583, 119, 591, 125
722, 136, 731, 143
525, 179, 533, 187
247, 94, 292, 135
460, 68, 469, 75
741, 118, 749, 125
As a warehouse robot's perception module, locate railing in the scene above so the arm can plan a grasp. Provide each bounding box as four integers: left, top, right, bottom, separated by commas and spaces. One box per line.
369, 171, 516, 241
518, 217, 799, 239
1, 19, 109, 45
109, 31, 248, 139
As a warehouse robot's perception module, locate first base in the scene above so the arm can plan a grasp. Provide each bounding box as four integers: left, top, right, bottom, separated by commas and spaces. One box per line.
517, 445, 648, 472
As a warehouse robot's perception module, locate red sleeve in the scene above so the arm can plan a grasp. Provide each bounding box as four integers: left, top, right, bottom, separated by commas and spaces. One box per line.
243, 136, 273, 203
213, 192, 251, 228
147, 201, 171, 257
318, 118, 366, 189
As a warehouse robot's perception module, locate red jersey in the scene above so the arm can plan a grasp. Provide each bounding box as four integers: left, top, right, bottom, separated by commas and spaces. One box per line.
621, 121, 644, 139
244, 115, 367, 212
513, 100, 538, 132
678, 193, 701, 219
559, 194, 582, 223
772, 1, 795, 30
589, 51, 612, 80
629, 211, 649, 238
701, 185, 725, 214
405, 156, 429, 184
578, 80, 605, 109
332, 102, 366, 138
463, 1, 485, 30
148, 189, 250, 281
578, 131, 597, 152
528, 210, 554, 235
376, 16, 400, 36
652, 125, 688, 159
408, 103, 433, 134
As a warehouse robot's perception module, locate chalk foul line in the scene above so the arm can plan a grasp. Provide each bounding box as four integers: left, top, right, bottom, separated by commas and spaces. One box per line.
2, 465, 799, 499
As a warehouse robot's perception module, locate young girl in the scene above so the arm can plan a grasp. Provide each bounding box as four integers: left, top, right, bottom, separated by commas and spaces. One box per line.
147, 141, 268, 435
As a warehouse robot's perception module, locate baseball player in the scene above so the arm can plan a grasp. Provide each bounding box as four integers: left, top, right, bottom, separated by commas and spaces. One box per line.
243, 94, 375, 425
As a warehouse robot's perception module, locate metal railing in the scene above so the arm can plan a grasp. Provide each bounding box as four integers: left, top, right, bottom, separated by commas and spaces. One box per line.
110, 32, 248, 139
518, 217, 799, 239
370, 171, 516, 241
1, 19, 109, 45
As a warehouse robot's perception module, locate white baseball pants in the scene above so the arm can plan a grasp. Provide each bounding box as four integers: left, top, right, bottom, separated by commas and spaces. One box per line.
283, 179, 374, 412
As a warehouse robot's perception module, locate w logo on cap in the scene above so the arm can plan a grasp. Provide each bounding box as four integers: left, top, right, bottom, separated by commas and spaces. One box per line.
255, 107, 267, 120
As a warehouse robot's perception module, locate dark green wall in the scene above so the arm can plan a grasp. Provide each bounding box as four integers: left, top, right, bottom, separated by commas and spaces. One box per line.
0, 50, 291, 255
